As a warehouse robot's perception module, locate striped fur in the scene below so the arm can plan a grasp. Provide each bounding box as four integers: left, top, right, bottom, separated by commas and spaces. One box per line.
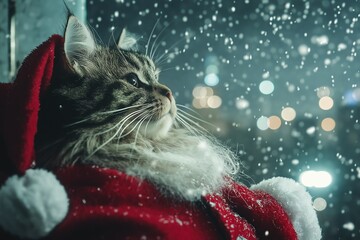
35, 16, 239, 201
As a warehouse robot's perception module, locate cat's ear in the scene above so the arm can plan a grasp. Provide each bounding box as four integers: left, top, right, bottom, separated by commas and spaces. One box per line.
64, 15, 96, 75
117, 28, 138, 51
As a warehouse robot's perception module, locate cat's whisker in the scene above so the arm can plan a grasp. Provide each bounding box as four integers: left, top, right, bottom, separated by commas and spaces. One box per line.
98, 104, 148, 115
177, 111, 204, 129
151, 43, 162, 62
64, 104, 148, 128
113, 105, 157, 147
125, 112, 152, 156
157, 66, 176, 73
155, 57, 171, 69
133, 115, 148, 140
175, 113, 201, 133
172, 118, 181, 128
150, 43, 161, 59
115, 45, 129, 64
175, 115, 202, 137
155, 39, 184, 64
64, 115, 97, 128
176, 112, 209, 133
154, 37, 187, 65
155, 51, 172, 66
114, 111, 149, 148
139, 109, 156, 140
133, 112, 155, 146
149, 20, 173, 60
88, 111, 145, 159
174, 116, 190, 131
146, 18, 160, 57
94, 108, 146, 136
116, 110, 150, 140
143, 113, 155, 137
111, 31, 131, 65
176, 108, 218, 129
87, 24, 105, 46
91, 108, 151, 155
176, 104, 202, 116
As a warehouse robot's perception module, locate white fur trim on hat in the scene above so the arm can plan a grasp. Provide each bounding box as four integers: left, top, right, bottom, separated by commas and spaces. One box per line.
0, 169, 69, 239
251, 177, 321, 240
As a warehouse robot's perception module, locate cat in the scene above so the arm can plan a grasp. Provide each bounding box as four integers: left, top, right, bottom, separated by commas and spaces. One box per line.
35, 15, 239, 201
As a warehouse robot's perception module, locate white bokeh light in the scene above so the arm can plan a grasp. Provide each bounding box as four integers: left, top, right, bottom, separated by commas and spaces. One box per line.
299, 170, 332, 188
313, 197, 327, 211
256, 116, 269, 130
281, 107, 296, 121
204, 73, 219, 86
298, 44, 310, 56
259, 80, 274, 95
235, 99, 249, 109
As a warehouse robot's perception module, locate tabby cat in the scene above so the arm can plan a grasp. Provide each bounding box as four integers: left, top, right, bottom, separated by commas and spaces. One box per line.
36, 15, 238, 201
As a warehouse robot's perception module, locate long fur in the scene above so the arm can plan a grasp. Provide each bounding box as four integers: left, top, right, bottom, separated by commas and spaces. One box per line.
92, 129, 238, 201
38, 127, 239, 201
36, 16, 240, 201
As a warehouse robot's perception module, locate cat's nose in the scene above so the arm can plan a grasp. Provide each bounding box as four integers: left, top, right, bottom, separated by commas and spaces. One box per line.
157, 86, 172, 102
165, 91, 172, 102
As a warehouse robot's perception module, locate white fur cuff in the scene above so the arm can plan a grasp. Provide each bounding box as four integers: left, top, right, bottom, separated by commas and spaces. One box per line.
251, 177, 321, 240
0, 169, 69, 239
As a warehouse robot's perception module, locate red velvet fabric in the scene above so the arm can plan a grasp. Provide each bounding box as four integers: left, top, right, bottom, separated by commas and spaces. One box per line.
0, 35, 298, 239
0, 35, 64, 176
48, 166, 296, 240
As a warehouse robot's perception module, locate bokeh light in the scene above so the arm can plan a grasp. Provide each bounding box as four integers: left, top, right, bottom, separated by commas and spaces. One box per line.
207, 95, 222, 108
192, 85, 221, 109
204, 73, 219, 86
268, 115, 282, 130
298, 44, 310, 56
306, 126, 316, 135
343, 222, 355, 231
192, 85, 213, 98
319, 96, 334, 110
321, 117, 336, 132
311, 35, 329, 45
235, 99, 249, 109
281, 107, 296, 122
259, 80, 275, 95
313, 197, 327, 211
299, 170, 332, 188
257, 116, 269, 130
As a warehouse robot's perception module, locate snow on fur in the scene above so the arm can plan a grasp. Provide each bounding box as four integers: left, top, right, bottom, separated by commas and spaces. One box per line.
125, 130, 238, 201
84, 128, 239, 202
251, 177, 321, 240
0, 169, 69, 239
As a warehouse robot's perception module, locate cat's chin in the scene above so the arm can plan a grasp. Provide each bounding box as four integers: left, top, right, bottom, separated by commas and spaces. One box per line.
140, 114, 174, 139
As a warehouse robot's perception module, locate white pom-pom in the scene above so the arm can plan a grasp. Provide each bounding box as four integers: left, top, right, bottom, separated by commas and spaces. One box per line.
251, 177, 321, 240
0, 169, 69, 239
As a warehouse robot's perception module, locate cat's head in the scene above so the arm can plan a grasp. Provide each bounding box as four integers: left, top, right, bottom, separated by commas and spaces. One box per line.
39, 15, 176, 142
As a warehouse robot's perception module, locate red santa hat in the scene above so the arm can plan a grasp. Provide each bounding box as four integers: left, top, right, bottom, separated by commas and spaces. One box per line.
0, 35, 69, 239
0, 35, 321, 240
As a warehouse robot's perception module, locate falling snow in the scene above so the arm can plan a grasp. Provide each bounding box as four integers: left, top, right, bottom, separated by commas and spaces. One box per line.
83, 0, 360, 239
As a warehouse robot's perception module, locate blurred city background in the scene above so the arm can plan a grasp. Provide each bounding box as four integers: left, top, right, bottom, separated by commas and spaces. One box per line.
1, 0, 359, 238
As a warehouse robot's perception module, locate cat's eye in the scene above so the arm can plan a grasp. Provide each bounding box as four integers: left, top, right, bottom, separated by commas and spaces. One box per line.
125, 73, 139, 87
